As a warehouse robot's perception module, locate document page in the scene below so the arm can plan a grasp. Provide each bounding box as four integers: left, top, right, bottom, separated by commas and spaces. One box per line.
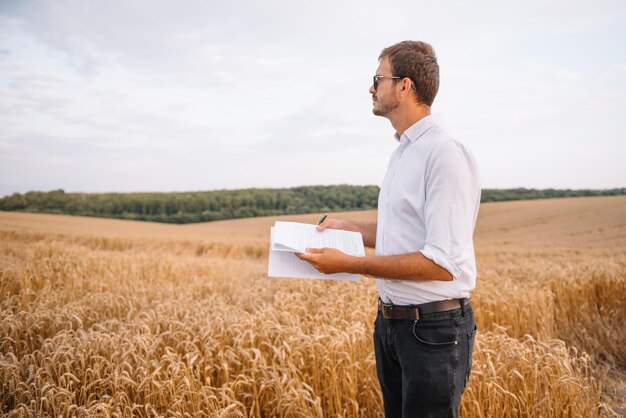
268, 221, 365, 281
272, 221, 365, 255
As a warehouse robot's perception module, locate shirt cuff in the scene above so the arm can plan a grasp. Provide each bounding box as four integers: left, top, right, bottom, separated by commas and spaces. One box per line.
421, 245, 462, 280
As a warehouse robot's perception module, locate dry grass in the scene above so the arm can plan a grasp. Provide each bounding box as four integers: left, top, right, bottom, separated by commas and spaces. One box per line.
1, 196, 625, 417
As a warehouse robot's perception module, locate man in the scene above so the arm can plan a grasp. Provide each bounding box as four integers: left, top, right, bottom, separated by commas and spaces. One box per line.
297, 41, 480, 417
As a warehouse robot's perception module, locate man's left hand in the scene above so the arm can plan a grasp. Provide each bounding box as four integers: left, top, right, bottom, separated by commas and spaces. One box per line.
295, 247, 355, 275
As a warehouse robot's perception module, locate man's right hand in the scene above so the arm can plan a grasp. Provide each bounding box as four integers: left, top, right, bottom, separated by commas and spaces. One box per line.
316, 216, 377, 249
316, 217, 348, 232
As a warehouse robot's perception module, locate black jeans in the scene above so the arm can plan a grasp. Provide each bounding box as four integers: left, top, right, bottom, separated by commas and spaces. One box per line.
373, 302, 477, 418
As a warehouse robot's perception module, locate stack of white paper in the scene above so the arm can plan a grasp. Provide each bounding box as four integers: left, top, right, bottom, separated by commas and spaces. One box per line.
268, 221, 365, 281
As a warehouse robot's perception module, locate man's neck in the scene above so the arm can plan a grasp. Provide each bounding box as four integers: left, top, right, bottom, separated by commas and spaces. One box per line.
390, 105, 431, 137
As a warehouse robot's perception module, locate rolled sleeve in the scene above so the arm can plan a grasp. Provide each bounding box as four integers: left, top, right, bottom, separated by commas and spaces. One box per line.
422, 140, 480, 280
421, 244, 462, 279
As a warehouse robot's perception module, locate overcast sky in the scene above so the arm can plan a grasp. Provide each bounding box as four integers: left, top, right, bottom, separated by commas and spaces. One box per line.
1, 0, 625, 197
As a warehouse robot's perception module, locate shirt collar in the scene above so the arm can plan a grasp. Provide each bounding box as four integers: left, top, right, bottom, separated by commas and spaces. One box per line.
394, 114, 436, 143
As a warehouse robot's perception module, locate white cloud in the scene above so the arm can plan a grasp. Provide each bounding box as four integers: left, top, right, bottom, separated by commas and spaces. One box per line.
1, 0, 625, 196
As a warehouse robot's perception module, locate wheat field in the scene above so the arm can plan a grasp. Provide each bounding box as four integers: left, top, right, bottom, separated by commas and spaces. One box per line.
1, 196, 625, 417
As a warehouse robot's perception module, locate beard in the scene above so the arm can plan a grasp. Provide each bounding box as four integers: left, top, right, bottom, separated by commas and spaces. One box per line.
372, 92, 401, 117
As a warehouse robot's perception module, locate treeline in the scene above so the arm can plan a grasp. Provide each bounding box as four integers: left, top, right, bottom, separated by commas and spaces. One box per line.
480, 187, 624, 202
0, 186, 623, 224
0, 185, 379, 223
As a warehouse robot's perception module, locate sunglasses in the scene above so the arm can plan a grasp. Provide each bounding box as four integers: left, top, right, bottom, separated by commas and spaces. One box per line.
372, 75, 402, 90
372, 75, 418, 91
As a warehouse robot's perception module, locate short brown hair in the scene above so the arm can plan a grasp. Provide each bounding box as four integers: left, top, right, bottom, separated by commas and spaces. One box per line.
379, 41, 439, 106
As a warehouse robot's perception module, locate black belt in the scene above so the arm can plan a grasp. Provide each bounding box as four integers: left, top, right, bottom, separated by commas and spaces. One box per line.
378, 298, 470, 321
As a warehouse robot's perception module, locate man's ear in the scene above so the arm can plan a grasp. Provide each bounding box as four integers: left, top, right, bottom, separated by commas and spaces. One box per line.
401, 77, 414, 92
399, 77, 416, 100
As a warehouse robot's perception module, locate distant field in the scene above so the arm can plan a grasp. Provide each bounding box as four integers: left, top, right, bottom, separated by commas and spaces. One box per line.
1, 196, 625, 416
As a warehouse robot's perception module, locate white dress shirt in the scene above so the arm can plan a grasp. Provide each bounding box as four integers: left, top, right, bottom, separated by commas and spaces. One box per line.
375, 115, 481, 305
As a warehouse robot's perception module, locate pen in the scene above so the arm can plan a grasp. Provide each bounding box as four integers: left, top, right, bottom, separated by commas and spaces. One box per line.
317, 213, 328, 225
